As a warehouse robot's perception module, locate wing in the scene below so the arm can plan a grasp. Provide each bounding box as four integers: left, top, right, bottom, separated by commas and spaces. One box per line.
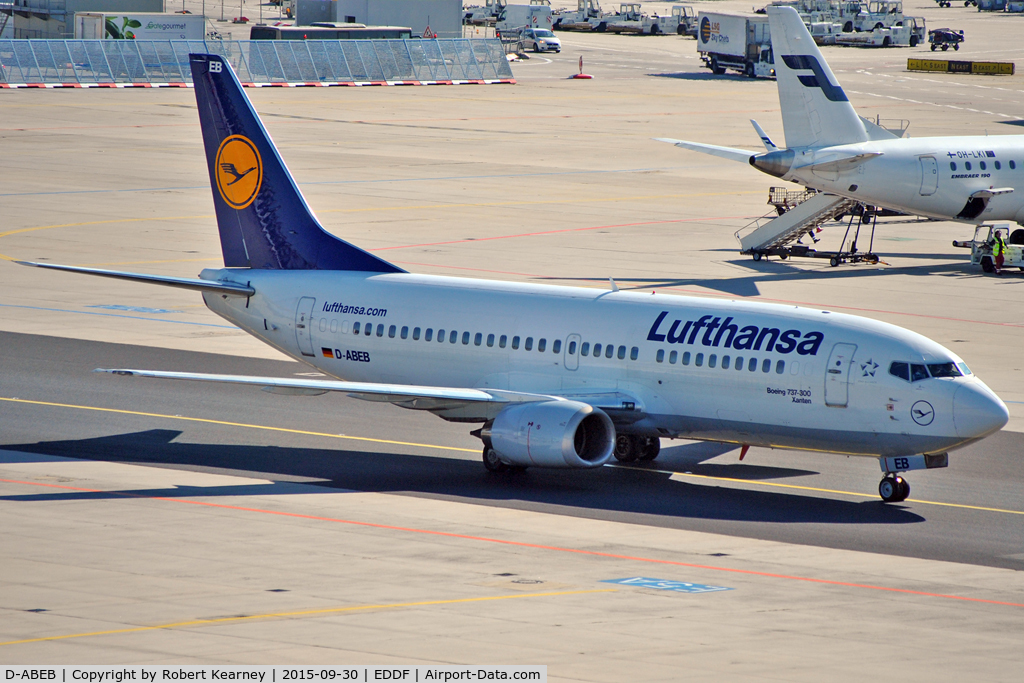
96, 369, 646, 423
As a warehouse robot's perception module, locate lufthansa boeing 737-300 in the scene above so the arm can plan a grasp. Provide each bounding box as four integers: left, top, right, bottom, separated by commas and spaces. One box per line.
17, 52, 1009, 502
660, 6, 1024, 227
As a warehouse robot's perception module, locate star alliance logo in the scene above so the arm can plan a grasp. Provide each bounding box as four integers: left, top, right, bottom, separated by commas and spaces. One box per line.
860, 359, 878, 377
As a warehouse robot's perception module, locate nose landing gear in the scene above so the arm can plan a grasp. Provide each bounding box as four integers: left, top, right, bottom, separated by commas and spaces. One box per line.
878, 475, 910, 503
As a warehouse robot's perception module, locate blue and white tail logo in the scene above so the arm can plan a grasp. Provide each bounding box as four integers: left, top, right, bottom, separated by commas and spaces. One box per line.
780, 55, 848, 103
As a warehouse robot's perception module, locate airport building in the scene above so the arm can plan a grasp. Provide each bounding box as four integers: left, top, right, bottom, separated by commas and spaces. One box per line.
295, 0, 460, 38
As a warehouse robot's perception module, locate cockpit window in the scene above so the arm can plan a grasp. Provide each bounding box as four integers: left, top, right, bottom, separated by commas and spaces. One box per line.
891, 360, 965, 382
889, 362, 909, 381
927, 362, 962, 378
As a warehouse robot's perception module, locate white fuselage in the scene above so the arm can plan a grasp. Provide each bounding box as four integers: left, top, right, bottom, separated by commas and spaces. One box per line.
782, 135, 1024, 224
201, 268, 1005, 459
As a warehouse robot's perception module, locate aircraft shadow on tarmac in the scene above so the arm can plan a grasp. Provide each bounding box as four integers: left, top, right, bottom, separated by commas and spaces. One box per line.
1, 429, 925, 525
547, 261, 987, 297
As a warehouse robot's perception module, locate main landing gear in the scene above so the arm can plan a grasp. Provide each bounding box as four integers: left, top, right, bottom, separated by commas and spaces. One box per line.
878, 474, 910, 503
612, 435, 661, 463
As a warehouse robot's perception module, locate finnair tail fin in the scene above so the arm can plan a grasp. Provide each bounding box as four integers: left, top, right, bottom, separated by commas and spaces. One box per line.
189, 54, 403, 273
767, 7, 867, 149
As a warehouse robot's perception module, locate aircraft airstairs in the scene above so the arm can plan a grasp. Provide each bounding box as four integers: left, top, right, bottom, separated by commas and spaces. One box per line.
735, 189, 877, 266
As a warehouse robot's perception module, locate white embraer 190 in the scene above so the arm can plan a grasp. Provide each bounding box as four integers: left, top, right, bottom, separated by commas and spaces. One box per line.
660, 7, 1024, 226
18, 52, 1008, 502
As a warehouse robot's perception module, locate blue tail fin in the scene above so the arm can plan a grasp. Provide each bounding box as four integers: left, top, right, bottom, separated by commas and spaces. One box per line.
189, 54, 403, 273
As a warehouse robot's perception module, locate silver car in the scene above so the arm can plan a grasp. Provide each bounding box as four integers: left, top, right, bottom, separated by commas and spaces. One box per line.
523, 28, 561, 53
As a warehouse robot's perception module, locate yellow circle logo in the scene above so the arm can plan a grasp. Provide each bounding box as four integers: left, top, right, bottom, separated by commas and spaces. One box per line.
215, 135, 262, 210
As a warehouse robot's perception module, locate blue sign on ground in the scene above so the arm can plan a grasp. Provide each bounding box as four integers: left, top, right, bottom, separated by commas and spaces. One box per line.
602, 577, 733, 593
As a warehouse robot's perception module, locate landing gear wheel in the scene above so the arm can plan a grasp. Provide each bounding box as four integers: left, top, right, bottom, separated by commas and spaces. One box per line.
879, 475, 909, 503
637, 437, 661, 461
613, 435, 639, 462
483, 446, 509, 473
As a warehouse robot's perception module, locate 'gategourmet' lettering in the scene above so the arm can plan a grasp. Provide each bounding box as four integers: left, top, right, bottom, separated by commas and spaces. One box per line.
646, 311, 824, 356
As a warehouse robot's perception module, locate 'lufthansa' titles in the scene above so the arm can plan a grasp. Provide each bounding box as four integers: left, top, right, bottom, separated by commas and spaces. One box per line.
646, 311, 824, 356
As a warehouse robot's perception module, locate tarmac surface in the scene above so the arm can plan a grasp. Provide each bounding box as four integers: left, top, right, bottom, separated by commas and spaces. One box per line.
2, 1, 1024, 677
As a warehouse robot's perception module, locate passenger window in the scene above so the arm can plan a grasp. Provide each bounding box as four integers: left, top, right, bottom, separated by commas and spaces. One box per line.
474, 333, 482, 346
911, 364, 929, 382
388, 325, 396, 338
617, 345, 626, 360
950, 162, 956, 171
319, 318, 327, 333
735, 356, 743, 371
681, 351, 690, 365
980, 161, 987, 171
342, 320, 350, 334
353, 322, 361, 335
762, 359, 771, 373
695, 353, 704, 367
413, 327, 421, 340
995, 161, 1002, 170
722, 355, 730, 370
568, 340, 576, 355
965, 162, 972, 171
401, 326, 408, 340
581, 342, 589, 356
450, 330, 458, 343
525, 337, 534, 351
330, 319, 339, 334
538, 338, 547, 352
776, 360, 785, 374
553, 339, 561, 354
748, 358, 757, 372
365, 323, 372, 336
593, 343, 602, 357
889, 362, 909, 381
512, 336, 521, 350
463, 331, 471, 345
657, 349, 665, 363
605, 344, 614, 359
1011, 161, 1017, 170
669, 350, 678, 364
486, 333, 494, 347
708, 354, 717, 368
630, 346, 638, 361
377, 324, 385, 337
927, 362, 961, 378
499, 335, 507, 348
790, 360, 799, 375
424, 328, 432, 342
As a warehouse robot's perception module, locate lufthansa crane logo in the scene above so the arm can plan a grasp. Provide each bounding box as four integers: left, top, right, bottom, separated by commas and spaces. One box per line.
911, 400, 935, 426
215, 135, 262, 210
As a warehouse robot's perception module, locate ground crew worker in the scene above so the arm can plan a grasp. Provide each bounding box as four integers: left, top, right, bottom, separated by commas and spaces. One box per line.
994, 230, 1007, 274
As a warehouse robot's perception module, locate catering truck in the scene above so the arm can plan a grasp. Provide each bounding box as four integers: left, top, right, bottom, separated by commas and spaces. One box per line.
74, 12, 206, 40
696, 12, 774, 78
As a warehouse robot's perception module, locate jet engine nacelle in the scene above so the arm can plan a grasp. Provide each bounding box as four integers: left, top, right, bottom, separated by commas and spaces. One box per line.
487, 400, 615, 468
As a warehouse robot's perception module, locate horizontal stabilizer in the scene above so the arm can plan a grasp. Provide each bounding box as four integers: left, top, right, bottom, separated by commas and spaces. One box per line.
654, 138, 755, 164
16, 261, 255, 297
795, 151, 882, 175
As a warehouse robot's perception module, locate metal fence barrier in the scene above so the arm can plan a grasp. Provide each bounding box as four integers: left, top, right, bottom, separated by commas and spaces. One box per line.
0, 38, 515, 87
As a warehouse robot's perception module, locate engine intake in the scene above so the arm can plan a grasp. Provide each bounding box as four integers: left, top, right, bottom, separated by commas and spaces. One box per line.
484, 400, 615, 468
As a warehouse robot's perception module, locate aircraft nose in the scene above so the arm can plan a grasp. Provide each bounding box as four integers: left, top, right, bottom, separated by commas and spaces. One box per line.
953, 382, 1009, 439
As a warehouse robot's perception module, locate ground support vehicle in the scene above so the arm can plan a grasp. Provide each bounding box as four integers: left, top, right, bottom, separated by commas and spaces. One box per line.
953, 225, 1024, 273
977, 0, 1005, 9
521, 27, 561, 51
495, 3, 553, 34
849, 0, 904, 31
807, 21, 843, 44
935, 0, 976, 6
553, 0, 604, 30
697, 12, 774, 78
928, 27, 963, 51
673, 5, 698, 36
606, 3, 665, 34
465, 0, 506, 25
835, 16, 924, 47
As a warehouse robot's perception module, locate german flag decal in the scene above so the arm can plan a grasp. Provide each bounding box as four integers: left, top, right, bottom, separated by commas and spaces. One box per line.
321, 347, 334, 358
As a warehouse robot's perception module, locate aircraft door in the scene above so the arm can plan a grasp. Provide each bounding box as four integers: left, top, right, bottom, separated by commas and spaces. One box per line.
824, 343, 857, 407
564, 333, 581, 371
919, 156, 938, 196
295, 297, 316, 357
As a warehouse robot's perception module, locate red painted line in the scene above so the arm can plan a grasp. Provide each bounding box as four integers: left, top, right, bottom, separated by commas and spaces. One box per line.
370, 216, 753, 252
1, 476, 1021, 609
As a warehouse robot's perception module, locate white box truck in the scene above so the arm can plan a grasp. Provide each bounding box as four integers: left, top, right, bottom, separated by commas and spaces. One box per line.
74, 12, 206, 40
696, 12, 774, 78
496, 4, 553, 33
